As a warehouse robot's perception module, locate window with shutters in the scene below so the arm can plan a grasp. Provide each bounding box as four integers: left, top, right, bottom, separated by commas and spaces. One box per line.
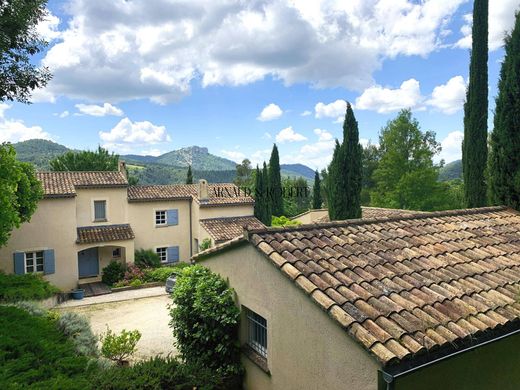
93, 200, 107, 221
156, 247, 167, 263
245, 307, 268, 358
155, 210, 167, 226
25, 251, 44, 273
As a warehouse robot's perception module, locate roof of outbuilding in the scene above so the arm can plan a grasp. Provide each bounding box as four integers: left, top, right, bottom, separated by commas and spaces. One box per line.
200, 216, 265, 242
195, 206, 520, 367
294, 207, 427, 223
37, 171, 128, 198
76, 224, 135, 244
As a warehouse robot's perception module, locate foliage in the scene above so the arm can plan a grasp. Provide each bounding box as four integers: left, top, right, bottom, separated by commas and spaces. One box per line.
234, 158, 253, 187
12, 139, 70, 169
144, 263, 190, 283
488, 12, 520, 209
100, 327, 141, 365
170, 265, 243, 378
57, 312, 99, 356
199, 238, 212, 251
282, 176, 310, 217
12, 300, 48, 316
129, 164, 236, 185
462, 0, 488, 207
101, 261, 126, 286
272, 215, 301, 227
361, 143, 381, 205
0, 0, 52, 103
0, 306, 93, 389
134, 248, 161, 269
327, 140, 342, 219
312, 170, 322, 209
186, 165, 193, 184
0, 272, 59, 302
439, 159, 462, 181
0, 143, 43, 246
254, 164, 271, 226
123, 265, 146, 283
262, 162, 272, 224
268, 144, 284, 216
50, 146, 119, 171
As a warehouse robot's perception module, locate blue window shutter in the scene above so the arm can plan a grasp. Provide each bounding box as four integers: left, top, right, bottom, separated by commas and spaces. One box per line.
13, 252, 25, 275
167, 209, 179, 226
43, 249, 55, 275
167, 246, 179, 263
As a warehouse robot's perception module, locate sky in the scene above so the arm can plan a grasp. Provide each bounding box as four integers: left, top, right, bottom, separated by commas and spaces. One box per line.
1, 0, 520, 170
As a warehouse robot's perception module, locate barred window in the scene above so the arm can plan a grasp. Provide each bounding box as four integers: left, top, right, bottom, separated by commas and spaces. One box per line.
246, 308, 267, 358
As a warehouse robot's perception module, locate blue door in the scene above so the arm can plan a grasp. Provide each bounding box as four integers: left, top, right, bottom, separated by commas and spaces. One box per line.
78, 248, 99, 278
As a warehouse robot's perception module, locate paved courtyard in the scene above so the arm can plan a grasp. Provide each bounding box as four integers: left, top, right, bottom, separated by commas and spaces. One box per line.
57, 287, 176, 360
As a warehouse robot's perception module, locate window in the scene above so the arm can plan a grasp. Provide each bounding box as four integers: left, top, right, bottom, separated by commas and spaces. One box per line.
156, 247, 167, 263
155, 210, 166, 226
246, 308, 267, 358
112, 248, 121, 258
25, 251, 44, 273
94, 200, 106, 221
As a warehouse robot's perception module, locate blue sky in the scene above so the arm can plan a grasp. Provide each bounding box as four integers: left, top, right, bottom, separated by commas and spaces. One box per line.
1, 0, 519, 169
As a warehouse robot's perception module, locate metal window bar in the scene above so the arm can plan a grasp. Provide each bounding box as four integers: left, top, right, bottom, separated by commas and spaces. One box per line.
247, 309, 267, 358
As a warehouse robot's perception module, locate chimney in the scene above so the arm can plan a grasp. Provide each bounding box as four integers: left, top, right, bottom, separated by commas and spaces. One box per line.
119, 160, 127, 178
198, 179, 208, 200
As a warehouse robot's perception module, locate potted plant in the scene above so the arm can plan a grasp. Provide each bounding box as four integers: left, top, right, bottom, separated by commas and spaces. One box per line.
71, 288, 84, 300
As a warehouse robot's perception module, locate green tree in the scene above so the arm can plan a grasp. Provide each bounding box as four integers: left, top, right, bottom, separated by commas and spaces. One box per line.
371, 110, 446, 211
282, 176, 310, 217
234, 159, 253, 187
462, 0, 488, 207
312, 170, 322, 209
185, 165, 193, 184
268, 144, 283, 216
49, 146, 119, 171
262, 162, 272, 225
361, 143, 380, 205
0, 143, 43, 246
327, 140, 342, 220
489, 12, 520, 209
254, 165, 269, 225
0, 0, 52, 103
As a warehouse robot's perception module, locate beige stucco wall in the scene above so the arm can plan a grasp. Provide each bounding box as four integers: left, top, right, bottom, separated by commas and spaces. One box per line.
198, 204, 254, 220
75, 187, 128, 227
201, 245, 380, 390
291, 209, 327, 224
128, 200, 192, 262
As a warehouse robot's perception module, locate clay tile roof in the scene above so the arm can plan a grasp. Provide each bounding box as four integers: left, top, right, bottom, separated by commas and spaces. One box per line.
200, 216, 265, 242
76, 224, 135, 244
195, 206, 520, 366
127, 183, 254, 206
37, 171, 128, 198
315, 207, 428, 223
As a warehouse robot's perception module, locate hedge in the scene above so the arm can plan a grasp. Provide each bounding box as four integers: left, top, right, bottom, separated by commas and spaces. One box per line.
0, 272, 60, 302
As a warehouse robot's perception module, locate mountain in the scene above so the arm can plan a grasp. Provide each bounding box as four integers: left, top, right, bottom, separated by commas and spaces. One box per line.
12, 139, 72, 169
280, 164, 315, 181
439, 159, 462, 182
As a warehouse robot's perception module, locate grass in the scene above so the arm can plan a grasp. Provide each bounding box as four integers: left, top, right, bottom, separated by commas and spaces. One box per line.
0, 272, 60, 303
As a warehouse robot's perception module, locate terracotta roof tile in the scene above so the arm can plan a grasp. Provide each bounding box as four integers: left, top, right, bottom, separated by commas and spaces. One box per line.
76, 224, 134, 244
37, 171, 127, 198
200, 216, 265, 243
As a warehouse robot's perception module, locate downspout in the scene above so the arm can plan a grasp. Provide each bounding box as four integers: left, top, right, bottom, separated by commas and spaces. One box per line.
380, 326, 520, 389
189, 199, 193, 257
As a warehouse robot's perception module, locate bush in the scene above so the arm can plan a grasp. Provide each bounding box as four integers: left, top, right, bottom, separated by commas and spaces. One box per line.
144, 263, 191, 283
57, 312, 99, 357
0, 272, 60, 302
100, 327, 141, 365
101, 261, 126, 286
271, 215, 301, 227
199, 238, 212, 251
170, 265, 243, 379
12, 300, 48, 317
134, 249, 161, 269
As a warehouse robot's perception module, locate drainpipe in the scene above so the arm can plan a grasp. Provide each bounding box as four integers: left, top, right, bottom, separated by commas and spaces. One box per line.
189, 199, 193, 257
380, 326, 520, 390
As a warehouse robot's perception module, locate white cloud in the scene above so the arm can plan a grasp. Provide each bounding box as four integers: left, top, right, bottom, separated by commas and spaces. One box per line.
427, 76, 466, 114
257, 103, 283, 121
275, 126, 307, 143
437, 131, 463, 163
54, 110, 70, 118
30, 87, 56, 103
0, 104, 54, 143
99, 117, 171, 152
40, 0, 467, 103
140, 148, 163, 157
251, 149, 271, 166
314, 128, 333, 141
315, 99, 346, 121
75, 103, 124, 117
221, 150, 246, 162
355, 79, 423, 113
301, 110, 312, 116
263, 132, 272, 139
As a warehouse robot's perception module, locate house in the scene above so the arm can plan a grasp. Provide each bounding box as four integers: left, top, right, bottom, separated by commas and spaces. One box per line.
291, 207, 427, 224
0, 163, 260, 290
194, 206, 520, 390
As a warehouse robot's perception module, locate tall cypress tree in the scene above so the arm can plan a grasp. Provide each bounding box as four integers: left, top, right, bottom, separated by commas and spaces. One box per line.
268, 144, 283, 216
341, 102, 362, 219
254, 166, 265, 223
489, 12, 520, 209
262, 162, 272, 225
327, 140, 342, 220
312, 170, 322, 209
462, 0, 488, 207
186, 165, 193, 184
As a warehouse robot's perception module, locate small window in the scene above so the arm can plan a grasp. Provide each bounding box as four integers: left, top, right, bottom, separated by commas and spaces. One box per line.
246, 308, 267, 358
25, 251, 44, 273
156, 247, 167, 263
94, 200, 107, 221
155, 210, 166, 226
112, 248, 121, 258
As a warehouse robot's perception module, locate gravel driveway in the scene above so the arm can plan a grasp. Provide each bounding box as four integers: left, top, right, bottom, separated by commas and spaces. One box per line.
57, 289, 177, 360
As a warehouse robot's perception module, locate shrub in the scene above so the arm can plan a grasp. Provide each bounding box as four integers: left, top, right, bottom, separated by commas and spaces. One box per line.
144, 263, 191, 283
199, 238, 212, 251
134, 248, 161, 269
101, 261, 126, 286
170, 265, 243, 379
271, 215, 301, 227
0, 272, 60, 302
100, 327, 141, 365
57, 312, 99, 357
12, 300, 48, 317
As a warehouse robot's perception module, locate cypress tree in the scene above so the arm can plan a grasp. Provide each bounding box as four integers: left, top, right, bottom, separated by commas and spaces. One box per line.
327, 140, 342, 220
262, 162, 272, 225
186, 165, 193, 184
268, 144, 283, 216
462, 0, 488, 207
341, 102, 362, 219
254, 166, 265, 223
489, 12, 520, 209
312, 170, 322, 209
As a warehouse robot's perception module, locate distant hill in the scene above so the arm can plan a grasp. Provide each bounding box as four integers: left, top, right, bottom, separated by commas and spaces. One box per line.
439, 159, 462, 181
13, 139, 72, 170
281, 164, 315, 181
